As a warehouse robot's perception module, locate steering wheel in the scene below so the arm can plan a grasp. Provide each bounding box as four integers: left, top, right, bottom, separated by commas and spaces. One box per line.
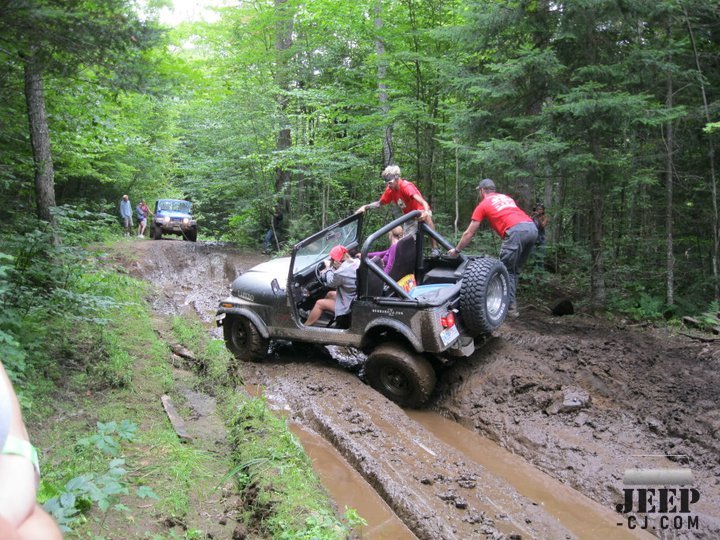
315, 260, 327, 281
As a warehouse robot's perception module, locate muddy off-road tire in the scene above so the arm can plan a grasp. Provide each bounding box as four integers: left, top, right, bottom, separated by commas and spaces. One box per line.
459, 257, 510, 336
365, 343, 436, 408
223, 315, 269, 362
152, 224, 162, 240
186, 228, 197, 242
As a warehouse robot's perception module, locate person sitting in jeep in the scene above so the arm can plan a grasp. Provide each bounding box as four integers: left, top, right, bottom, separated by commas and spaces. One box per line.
304, 245, 359, 329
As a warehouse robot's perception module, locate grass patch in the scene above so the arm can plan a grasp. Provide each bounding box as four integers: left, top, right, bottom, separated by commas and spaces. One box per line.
226, 394, 365, 539
171, 315, 237, 391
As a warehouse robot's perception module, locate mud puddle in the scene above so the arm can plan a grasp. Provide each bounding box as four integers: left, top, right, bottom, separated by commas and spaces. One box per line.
290, 422, 417, 539
407, 410, 651, 539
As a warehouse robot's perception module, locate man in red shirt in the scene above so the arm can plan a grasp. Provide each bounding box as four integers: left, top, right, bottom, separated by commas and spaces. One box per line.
449, 178, 537, 317
356, 165, 438, 253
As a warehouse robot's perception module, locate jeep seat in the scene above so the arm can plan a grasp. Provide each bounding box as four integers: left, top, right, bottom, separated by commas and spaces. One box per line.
358, 256, 385, 298
387, 234, 417, 282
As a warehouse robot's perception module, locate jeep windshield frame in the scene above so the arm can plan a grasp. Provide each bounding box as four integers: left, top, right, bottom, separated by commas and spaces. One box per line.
156, 199, 192, 213
290, 213, 363, 275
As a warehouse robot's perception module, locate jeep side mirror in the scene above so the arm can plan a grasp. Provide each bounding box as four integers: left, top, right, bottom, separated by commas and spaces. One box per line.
271, 278, 284, 296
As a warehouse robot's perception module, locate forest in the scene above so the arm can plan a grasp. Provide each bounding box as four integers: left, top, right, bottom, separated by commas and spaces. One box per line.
2, 1, 720, 369
2, 0, 719, 311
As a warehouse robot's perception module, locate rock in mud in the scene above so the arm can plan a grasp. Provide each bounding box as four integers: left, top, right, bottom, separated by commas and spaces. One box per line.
545, 386, 591, 415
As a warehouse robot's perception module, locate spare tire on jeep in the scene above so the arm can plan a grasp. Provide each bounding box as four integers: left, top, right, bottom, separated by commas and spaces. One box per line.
459, 257, 510, 336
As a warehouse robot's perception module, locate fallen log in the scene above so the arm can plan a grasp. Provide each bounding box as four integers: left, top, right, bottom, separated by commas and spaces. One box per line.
161, 395, 193, 442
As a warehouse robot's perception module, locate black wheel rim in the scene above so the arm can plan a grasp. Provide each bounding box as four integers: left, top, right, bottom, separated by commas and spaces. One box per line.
379, 366, 411, 398
232, 320, 248, 349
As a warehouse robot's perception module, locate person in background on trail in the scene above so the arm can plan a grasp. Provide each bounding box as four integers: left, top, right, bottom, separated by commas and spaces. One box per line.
531, 203, 548, 243
355, 165, 439, 255
304, 245, 359, 329
531, 202, 548, 267
262, 204, 284, 254
136, 199, 151, 238
448, 178, 537, 318
0, 362, 63, 540
119, 194, 133, 237
365, 225, 403, 275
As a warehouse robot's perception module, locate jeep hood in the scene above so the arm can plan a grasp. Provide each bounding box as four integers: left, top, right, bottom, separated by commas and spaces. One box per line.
230, 257, 291, 298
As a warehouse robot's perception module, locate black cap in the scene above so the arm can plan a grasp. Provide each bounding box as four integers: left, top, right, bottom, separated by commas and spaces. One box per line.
476, 178, 496, 190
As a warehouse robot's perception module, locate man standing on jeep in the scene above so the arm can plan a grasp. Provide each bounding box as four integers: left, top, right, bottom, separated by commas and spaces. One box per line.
449, 178, 537, 318
356, 165, 439, 254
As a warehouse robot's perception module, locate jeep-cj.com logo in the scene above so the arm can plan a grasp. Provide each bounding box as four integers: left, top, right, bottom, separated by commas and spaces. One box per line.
615, 461, 700, 533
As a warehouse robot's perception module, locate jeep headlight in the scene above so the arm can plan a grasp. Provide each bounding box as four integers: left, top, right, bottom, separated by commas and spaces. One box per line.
163, 216, 170, 223
182, 217, 189, 224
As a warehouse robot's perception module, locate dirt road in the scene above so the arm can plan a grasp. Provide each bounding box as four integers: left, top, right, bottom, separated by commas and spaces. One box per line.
128, 239, 719, 539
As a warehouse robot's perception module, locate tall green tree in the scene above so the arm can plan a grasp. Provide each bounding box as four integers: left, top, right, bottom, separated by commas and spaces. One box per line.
0, 0, 158, 229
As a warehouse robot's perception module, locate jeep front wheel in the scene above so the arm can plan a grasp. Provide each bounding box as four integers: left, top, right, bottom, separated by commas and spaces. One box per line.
365, 343, 436, 408
223, 315, 268, 362
152, 224, 162, 240
459, 257, 510, 336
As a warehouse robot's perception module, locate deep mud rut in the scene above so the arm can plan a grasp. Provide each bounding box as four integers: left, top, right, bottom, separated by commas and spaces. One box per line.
126, 239, 720, 539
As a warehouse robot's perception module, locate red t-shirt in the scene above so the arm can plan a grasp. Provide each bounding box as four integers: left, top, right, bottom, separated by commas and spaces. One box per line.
471, 193, 533, 238
379, 179, 426, 214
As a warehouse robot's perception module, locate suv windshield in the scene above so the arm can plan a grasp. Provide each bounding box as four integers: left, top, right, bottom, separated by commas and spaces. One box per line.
293, 219, 359, 274
158, 200, 192, 213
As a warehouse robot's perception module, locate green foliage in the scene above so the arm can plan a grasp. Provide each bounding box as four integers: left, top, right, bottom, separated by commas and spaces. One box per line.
42, 421, 158, 533
695, 302, 720, 332
78, 420, 139, 456
615, 291, 667, 322
52, 204, 119, 245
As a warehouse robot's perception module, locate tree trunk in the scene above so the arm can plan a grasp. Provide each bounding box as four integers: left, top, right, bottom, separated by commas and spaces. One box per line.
454, 143, 459, 236
664, 43, 675, 307
375, 0, 393, 167
589, 141, 606, 311
23, 53, 56, 226
685, 8, 719, 300
274, 0, 293, 193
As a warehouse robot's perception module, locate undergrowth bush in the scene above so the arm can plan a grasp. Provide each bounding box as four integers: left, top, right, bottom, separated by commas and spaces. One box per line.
0, 213, 139, 403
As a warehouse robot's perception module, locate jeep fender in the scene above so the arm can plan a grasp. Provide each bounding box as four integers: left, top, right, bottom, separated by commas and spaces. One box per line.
361, 317, 423, 354
219, 307, 270, 339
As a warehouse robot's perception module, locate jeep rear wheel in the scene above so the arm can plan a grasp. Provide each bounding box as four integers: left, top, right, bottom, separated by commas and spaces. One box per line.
365, 343, 436, 408
223, 315, 268, 362
459, 257, 510, 336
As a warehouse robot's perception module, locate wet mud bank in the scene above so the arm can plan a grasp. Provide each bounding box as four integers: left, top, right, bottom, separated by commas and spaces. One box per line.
126, 240, 719, 539
434, 313, 720, 538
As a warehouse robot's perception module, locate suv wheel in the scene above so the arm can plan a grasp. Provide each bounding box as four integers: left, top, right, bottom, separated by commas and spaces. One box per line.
459, 257, 510, 336
365, 343, 436, 408
186, 229, 197, 242
152, 224, 162, 240
223, 315, 269, 362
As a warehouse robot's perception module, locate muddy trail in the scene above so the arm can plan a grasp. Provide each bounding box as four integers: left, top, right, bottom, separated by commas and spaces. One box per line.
125, 239, 719, 539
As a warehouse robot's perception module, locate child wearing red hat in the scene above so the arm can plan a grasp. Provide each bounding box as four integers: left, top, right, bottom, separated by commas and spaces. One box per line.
304, 245, 359, 328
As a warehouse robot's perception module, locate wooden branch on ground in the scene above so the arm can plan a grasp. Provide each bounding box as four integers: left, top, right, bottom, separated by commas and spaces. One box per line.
678, 331, 720, 342
161, 395, 193, 442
